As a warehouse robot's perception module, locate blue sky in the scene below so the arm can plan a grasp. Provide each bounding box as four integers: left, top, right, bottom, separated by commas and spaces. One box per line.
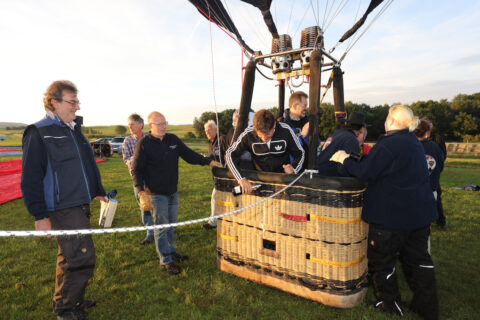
1, 0, 479, 126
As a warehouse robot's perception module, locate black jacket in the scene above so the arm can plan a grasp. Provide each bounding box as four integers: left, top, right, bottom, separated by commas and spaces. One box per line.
343, 129, 437, 230
132, 133, 210, 195
225, 122, 305, 181
207, 134, 228, 165
21, 114, 105, 220
420, 139, 444, 192
317, 128, 360, 177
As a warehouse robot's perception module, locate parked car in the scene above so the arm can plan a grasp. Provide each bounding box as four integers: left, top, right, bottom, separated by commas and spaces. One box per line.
110, 137, 125, 154
91, 138, 113, 157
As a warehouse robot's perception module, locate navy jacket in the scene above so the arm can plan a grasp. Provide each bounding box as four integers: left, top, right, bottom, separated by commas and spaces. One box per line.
132, 133, 210, 195
343, 129, 437, 230
420, 139, 444, 192
226, 122, 305, 181
317, 128, 360, 176
21, 114, 105, 220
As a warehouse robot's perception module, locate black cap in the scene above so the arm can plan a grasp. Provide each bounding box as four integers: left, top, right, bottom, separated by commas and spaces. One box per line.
346, 111, 369, 127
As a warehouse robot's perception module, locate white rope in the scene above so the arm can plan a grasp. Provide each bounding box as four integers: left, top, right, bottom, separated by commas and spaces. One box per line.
0, 170, 318, 237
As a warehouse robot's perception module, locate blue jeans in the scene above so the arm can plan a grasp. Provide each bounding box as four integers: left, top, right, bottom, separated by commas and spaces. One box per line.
134, 186, 154, 239
150, 193, 178, 265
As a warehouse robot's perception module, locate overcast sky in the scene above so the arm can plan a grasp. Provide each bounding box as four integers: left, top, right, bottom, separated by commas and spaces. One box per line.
1, 0, 479, 126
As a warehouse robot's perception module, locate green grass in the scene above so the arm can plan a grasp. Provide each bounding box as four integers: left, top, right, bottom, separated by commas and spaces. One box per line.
0, 154, 479, 319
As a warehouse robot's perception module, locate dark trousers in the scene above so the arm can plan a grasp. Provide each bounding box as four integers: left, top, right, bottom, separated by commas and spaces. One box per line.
368, 224, 438, 320
436, 185, 446, 227
49, 204, 95, 314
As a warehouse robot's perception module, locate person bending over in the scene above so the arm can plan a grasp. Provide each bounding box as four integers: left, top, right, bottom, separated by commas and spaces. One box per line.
226, 109, 304, 195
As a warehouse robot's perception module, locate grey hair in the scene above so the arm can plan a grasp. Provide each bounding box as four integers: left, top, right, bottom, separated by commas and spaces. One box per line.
204, 120, 217, 130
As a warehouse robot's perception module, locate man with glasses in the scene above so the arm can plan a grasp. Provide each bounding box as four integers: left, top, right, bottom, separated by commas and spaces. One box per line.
132, 112, 221, 275
21, 80, 106, 320
122, 113, 154, 245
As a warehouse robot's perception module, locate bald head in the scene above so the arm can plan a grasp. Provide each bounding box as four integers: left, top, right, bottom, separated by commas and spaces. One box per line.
148, 111, 167, 139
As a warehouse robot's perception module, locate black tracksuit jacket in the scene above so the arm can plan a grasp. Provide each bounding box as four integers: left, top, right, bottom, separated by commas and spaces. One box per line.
225, 122, 305, 181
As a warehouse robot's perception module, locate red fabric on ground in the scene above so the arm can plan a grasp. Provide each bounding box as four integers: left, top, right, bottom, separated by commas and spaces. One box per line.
0, 159, 106, 205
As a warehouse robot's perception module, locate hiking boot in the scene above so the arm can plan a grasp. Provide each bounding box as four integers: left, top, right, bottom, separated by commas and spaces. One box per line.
57, 308, 87, 320
173, 253, 189, 262
202, 223, 216, 230
78, 300, 96, 310
161, 263, 182, 275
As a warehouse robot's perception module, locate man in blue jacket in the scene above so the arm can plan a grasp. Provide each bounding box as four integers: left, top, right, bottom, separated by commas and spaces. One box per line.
21, 80, 106, 320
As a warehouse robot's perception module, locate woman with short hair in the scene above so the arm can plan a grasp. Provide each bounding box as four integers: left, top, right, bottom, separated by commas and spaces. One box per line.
330, 105, 439, 320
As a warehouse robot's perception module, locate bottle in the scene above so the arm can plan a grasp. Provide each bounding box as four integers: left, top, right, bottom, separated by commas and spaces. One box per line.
107, 189, 117, 199
232, 184, 261, 196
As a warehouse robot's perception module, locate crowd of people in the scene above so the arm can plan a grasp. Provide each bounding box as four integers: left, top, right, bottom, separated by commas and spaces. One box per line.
21, 81, 445, 320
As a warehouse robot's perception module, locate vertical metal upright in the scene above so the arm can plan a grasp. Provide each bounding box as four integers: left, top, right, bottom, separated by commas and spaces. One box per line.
233, 60, 257, 142
307, 50, 322, 169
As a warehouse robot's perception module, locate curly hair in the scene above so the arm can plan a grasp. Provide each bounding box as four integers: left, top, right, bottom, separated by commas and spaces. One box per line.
43, 80, 78, 111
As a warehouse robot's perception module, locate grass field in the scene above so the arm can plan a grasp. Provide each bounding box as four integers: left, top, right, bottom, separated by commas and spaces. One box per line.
0, 152, 479, 319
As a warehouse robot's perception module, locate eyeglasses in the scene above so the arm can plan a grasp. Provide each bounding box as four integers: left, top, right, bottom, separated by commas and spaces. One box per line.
150, 122, 168, 126
62, 100, 81, 107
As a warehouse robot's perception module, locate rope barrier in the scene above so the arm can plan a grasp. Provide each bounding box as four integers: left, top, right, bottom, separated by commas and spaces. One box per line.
0, 170, 317, 237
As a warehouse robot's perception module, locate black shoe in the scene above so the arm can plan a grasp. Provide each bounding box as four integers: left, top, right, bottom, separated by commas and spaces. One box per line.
141, 237, 154, 245
161, 263, 182, 275
438, 225, 447, 231
173, 253, 189, 262
78, 300, 96, 310
57, 308, 87, 320
202, 223, 216, 230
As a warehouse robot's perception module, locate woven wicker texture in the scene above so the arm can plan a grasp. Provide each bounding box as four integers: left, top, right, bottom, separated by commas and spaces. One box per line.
214, 169, 368, 302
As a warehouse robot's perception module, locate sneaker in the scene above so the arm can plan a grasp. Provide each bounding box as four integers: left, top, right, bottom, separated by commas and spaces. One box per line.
202, 223, 216, 230
140, 237, 154, 245
173, 253, 189, 262
57, 308, 87, 320
161, 263, 182, 275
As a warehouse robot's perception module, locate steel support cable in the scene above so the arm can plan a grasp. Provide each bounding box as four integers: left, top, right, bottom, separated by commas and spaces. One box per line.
324, 0, 350, 32
322, 0, 330, 29
323, 0, 338, 29
340, 0, 393, 63
309, 0, 320, 27
0, 170, 318, 237
292, 5, 312, 40
286, 0, 295, 34
233, 2, 269, 51
320, 70, 335, 103
345, 0, 363, 50
255, 66, 274, 81
193, 3, 245, 52
289, 76, 305, 88
207, 4, 223, 167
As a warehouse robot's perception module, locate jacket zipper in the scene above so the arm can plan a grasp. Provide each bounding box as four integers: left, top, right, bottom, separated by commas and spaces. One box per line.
54, 171, 60, 204
68, 129, 91, 199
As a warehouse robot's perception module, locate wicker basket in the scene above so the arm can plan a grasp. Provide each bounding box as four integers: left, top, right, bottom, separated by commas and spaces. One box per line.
213, 168, 368, 308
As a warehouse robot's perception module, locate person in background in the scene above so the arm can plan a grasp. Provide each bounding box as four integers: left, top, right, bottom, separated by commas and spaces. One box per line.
357, 126, 372, 155
279, 91, 318, 169
423, 117, 448, 231
132, 112, 221, 275
226, 109, 304, 195
330, 105, 439, 320
317, 111, 367, 176
226, 109, 254, 170
202, 120, 228, 230
415, 119, 445, 223
21, 80, 106, 320
122, 113, 154, 244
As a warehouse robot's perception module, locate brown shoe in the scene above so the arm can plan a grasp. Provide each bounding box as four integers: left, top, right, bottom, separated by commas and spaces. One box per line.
202, 223, 216, 230
173, 253, 189, 262
140, 237, 154, 245
161, 263, 182, 275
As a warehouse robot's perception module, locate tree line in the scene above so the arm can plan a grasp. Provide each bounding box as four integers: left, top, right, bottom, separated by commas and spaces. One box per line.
193, 92, 480, 142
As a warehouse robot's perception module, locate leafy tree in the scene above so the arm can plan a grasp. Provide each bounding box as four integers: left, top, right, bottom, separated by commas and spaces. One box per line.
114, 125, 127, 135
451, 112, 478, 141
184, 132, 196, 139
193, 109, 235, 138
